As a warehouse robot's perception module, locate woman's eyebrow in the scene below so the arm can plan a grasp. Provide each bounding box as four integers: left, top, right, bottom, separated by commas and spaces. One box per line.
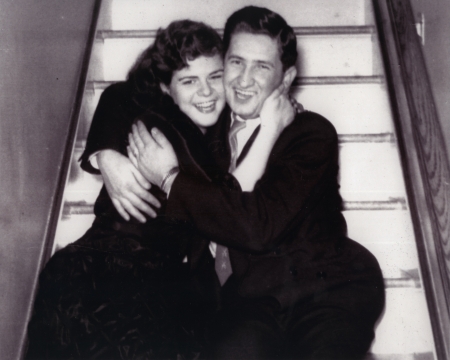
210, 69, 224, 75
177, 76, 198, 82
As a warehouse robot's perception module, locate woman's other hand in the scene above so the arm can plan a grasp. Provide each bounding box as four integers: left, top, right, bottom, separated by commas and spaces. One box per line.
97, 150, 161, 222
259, 83, 295, 137
128, 121, 179, 189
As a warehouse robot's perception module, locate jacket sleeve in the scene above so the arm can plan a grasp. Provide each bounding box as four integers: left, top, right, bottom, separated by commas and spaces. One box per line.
79, 83, 137, 174
165, 115, 340, 253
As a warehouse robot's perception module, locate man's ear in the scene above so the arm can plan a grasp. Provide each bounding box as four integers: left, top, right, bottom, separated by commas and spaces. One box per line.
282, 66, 297, 90
160, 83, 170, 95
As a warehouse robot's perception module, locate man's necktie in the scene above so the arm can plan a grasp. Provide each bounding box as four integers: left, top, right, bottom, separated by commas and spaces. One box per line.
215, 118, 247, 286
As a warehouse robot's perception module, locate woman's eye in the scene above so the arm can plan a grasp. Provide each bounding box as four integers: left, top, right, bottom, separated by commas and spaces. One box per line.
210, 74, 223, 80
258, 64, 270, 70
181, 80, 195, 85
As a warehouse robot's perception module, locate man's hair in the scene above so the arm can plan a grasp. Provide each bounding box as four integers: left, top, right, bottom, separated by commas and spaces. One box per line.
127, 20, 222, 108
223, 6, 297, 71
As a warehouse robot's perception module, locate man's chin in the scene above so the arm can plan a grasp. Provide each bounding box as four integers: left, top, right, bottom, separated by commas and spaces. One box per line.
230, 103, 259, 119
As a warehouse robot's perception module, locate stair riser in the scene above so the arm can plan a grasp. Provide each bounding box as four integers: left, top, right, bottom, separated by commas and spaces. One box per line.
105, 0, 369, 31
78, 82, 394, 141
339, 143, 406, 200
98, 33, 375, 81
292, 83, 394, 134
371, 289, 434, 354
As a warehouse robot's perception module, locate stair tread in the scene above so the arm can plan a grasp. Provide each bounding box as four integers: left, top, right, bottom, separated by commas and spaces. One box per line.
97, 25, 376, 39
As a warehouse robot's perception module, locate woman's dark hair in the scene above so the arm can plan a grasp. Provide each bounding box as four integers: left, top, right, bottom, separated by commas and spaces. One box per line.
223, 6, 297, 71
127, 20, 223, 109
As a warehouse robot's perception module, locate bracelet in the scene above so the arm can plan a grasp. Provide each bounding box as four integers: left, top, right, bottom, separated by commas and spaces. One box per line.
160, 166, 180, 193
289, 95, 304, 113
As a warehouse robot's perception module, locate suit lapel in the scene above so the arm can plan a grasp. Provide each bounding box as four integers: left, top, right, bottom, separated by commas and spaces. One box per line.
206, 107, 263, 173
236, 125, 261, 168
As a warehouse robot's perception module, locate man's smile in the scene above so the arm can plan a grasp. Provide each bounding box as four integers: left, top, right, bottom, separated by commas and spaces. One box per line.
234, 88, 257, 101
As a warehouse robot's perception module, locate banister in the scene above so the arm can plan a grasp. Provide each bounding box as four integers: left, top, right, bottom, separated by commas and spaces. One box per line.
372, 0, 450, 358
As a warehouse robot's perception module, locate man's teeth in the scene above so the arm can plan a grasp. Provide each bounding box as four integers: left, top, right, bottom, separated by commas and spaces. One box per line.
195, 100, 215, 113
235, 89, 255, 99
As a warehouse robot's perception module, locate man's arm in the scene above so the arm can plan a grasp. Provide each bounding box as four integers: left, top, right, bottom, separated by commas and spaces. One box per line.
129, 113, 339, 253
166, 115, 339, 253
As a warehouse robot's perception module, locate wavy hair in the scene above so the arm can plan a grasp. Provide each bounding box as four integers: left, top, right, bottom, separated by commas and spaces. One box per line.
223, 6, 297, 71
127, 20, 223, 109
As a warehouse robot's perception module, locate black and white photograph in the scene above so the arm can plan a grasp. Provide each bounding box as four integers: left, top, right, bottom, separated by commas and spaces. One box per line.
1, 0, 449, 359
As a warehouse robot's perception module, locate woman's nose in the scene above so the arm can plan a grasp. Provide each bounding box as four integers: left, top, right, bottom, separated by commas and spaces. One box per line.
198, 80, 212, 97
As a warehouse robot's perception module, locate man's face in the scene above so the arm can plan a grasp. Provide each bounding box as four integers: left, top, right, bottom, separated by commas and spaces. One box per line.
224, 32, 284, 119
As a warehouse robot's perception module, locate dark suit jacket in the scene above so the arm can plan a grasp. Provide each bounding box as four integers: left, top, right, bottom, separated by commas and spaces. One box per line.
166, 107, 384, 316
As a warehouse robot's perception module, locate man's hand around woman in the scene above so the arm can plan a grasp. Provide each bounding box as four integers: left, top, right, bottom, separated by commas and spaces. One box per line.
97, 149, 161, 222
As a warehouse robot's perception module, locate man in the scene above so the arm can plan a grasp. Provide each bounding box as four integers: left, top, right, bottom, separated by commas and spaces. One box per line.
130, 6, 385, 359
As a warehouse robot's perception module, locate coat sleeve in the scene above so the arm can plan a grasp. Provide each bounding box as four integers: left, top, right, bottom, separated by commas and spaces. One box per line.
165, 114, 340, 253
79, 83, 138, 174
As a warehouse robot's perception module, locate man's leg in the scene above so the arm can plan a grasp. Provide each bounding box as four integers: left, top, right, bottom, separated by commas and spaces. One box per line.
286, 306, 376, 360
206, 278, 284, 360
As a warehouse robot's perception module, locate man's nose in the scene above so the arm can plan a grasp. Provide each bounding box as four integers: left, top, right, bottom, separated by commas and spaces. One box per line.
198, 80, 212, 97
238, 66, 253, 87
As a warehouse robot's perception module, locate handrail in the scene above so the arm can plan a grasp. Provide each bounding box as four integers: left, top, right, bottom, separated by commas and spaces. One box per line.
38, 0, 103, 266
372, 0, 450, 359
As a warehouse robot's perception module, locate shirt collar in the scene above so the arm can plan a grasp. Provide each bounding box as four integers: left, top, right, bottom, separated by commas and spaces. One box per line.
232, 112, 261, 125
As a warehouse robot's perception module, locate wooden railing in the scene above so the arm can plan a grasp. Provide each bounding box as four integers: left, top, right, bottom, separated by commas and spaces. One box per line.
373, 0, 450, 359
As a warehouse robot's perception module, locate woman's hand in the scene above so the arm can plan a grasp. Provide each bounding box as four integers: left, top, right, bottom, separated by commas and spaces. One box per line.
259, 83, 296, 137
128, 121, 179, 190
232, 85, 300, 192
97, 150, 161, 222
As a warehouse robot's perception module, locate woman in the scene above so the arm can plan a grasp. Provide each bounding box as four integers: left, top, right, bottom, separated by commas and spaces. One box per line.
26, 20, 294, 359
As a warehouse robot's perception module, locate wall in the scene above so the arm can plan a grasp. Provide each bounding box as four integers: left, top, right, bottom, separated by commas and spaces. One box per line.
411, 0, 450, 161
0, 0, 97, 357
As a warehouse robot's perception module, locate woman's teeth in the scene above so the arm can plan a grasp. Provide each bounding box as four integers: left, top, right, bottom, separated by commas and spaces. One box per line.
195, 100, 216, 113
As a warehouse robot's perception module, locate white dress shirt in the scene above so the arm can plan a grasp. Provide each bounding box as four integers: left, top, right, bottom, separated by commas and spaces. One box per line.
209, 113, 261, 258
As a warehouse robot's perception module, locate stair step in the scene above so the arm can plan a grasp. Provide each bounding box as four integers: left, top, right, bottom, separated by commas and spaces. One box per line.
365, 354, 434, 360
97, 30, 376, 81
62, 199, 410, 217
104, 0, 370, 31
54, 201, 422, 293
79, 79, 392, 141
339, 142, 406, 201
370, 288, 434, 355
344, 210, 418, 279
97, 26, 376, 40
88, 76, 384, 91
68, 139, 406, 203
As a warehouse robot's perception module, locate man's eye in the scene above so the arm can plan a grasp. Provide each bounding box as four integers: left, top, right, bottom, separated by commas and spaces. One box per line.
258, 64, 270, 70
210, 74, 223, 80
230, 59, 241, 65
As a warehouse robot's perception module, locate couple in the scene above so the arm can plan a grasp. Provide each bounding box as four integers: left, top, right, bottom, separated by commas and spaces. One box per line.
27, 6, 385, 360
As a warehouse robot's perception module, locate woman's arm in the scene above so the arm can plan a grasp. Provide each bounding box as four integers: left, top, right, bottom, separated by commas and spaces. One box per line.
232, 84, 295, 191
97, 150, 159, 222
80, 83, 160, 221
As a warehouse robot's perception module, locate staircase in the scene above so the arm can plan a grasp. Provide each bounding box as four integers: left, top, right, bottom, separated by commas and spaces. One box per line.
52, 0, 437, 358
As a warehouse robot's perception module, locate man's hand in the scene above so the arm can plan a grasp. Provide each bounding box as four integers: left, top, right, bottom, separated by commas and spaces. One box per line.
128, 121, 179, 188
97, 149, 161, 222
259, 83, 296, 136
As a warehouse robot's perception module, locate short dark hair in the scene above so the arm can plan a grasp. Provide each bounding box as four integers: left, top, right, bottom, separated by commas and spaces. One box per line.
128, 20, 222, 108
223, 6, 297, 71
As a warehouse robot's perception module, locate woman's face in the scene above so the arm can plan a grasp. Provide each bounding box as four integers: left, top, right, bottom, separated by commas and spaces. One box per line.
161, 54, 225, 133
